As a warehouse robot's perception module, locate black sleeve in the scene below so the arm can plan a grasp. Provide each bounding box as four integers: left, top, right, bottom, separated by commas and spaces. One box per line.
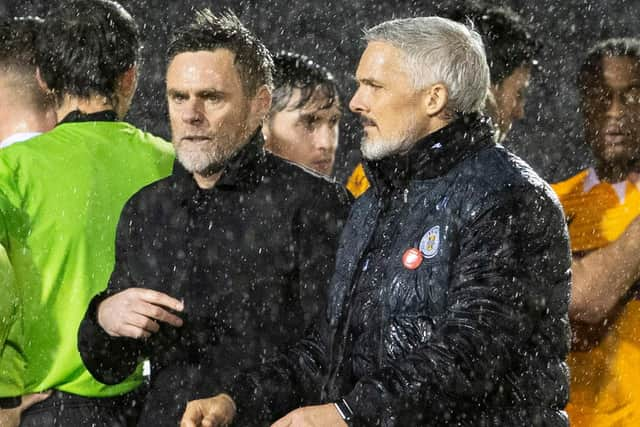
228, 181, 351, 423
228, 316, 333, 423
340, 188, 571, 425
293, 180, 351, 327
77, 197, 148, 385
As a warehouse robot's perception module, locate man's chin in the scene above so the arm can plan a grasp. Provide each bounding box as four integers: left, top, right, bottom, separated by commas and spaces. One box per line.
361, 137, 407, 160
176, 154, 224, 176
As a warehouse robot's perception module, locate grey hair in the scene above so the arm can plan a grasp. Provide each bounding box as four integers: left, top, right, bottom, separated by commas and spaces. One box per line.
364, 16, 490, 114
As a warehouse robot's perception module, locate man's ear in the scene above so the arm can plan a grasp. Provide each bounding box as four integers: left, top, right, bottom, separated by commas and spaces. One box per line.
35, 67, 50, 92
253, 84, 273, 119
424, 83, 449, 117
118, 66, 138, 98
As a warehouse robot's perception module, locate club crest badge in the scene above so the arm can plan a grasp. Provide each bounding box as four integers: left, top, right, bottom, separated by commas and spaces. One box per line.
419, 226, 440, 259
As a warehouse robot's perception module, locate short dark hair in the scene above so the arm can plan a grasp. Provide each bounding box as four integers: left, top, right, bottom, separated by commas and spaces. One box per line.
0, 16, 42, 71
0, 16, 51, 110
578, 38, 640, 94
446, 1, 541, 85
167, 9, 273, 96
270, 51, 340, 114
36, 0, 140, 104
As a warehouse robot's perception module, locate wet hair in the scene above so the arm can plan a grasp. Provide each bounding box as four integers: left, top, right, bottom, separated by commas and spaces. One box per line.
365, 16, 489, 114
36, 0, 140, 105
0, 16, 42, 71
0, 16, 51, 110
167, 9, 274, 96
446, 2, 540, 85
578, 38, 640, 94
270, 51, 339, 115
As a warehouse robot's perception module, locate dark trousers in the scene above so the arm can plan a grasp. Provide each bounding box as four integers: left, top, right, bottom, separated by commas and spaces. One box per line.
20, 387, 146, 427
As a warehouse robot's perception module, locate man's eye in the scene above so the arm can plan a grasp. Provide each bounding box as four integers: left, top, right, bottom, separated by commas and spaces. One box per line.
303, 118, 318, 129
517, 88, 528, 100
586, 89, 611, 105
203, 93, 221, 102
171, 94, 187, 103
623, 90, 640, 105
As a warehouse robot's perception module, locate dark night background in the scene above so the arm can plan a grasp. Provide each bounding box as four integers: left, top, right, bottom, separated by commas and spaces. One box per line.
2, 0, 638, 183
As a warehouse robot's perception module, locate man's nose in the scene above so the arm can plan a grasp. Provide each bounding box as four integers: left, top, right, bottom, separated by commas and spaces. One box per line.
182, 99, 205, 124
349, 88, 366, 114
513, 100, 525, 121
606, 94, 624, 119
313, 125, 338, 152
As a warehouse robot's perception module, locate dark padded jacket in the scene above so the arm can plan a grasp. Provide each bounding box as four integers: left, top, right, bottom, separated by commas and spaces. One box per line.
77, 132, 351, 426
230, 115, 572, 426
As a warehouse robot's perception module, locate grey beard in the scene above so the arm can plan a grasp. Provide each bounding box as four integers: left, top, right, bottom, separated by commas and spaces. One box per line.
176, 148, 230, 175
361, 135, 417, 160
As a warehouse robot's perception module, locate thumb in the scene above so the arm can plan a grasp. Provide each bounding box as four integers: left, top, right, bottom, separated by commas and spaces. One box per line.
180, 402, 203, 427
20, 391, 52, 411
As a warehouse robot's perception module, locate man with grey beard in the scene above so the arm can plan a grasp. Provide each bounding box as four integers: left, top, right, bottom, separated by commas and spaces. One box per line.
183, 16, 571, 427
77, 10, 349, 427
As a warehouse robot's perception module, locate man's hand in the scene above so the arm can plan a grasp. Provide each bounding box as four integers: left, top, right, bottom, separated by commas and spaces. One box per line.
0, 391, 51, 427
180, 393, 236, 427
271, 404, 347, 427
97, 288, 184, 339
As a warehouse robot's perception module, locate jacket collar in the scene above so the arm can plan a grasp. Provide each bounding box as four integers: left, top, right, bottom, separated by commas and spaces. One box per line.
364, 113, 495, 194
57, 110, 118, 125
173, 128, 267, 193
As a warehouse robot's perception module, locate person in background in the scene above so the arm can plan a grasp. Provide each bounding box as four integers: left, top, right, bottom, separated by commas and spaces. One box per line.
0, 16, 56, 148
346, 1, 541, 197
552, 37, 640, 427
0, 1, 174, 425
262, 51, 342, 177
0, 15, 56, 427
447, 1, 541, 142
77, 10, 349, 426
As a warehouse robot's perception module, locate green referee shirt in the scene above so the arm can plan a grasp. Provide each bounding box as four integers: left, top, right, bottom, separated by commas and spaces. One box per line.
0, 114, 174, 397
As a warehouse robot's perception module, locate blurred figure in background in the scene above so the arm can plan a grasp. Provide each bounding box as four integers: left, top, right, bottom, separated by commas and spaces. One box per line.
263, 51, 342, 177
552, 38, 640, 427
346, 1, 541, 197
0, 0, 174, 425
0, 16, 55, 148
445, 1, 541, 142
0, 15, 56, 427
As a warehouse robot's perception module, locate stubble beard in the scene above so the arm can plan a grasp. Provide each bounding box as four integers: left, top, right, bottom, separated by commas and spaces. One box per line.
176, 135, 246, 176
360, 115, 418, 160
361, 119, 419, 161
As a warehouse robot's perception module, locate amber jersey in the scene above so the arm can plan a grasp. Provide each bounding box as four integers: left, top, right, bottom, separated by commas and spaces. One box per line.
552, 168, 640, 426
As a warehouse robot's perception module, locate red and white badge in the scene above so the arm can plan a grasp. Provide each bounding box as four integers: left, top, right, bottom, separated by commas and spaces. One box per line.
402, 248, 423, 270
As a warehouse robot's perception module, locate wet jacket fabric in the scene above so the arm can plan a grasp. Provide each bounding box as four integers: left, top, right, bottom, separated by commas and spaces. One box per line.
77, 132, 351, 426
230, 115, 572, 426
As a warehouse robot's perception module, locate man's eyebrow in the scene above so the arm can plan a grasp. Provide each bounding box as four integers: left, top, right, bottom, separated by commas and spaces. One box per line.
359, 78, 382, 86
167, 88, 185, 96
297, 112, 318, 121
298, 105, 343, 119
195, 88, 224, 96
166, 88, 223, 96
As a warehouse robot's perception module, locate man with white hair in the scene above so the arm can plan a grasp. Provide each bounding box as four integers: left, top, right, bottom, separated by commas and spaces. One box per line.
182, 16, 571, 427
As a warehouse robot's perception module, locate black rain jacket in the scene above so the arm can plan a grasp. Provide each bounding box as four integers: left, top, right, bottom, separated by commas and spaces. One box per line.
77, 132, 351, 426
230, 115, 572, 426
